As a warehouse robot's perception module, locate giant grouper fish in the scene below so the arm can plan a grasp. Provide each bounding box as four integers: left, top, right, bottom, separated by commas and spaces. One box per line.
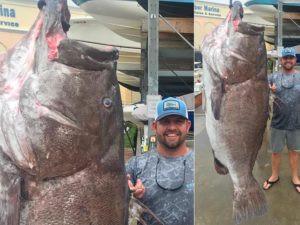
0, 0, 129, 224
201, 1, 269, 223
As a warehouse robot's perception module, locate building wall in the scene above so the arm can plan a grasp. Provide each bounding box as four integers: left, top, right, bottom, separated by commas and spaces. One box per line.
0, 30, 24, 51
0, 1, 39, 52
121, 88, 141, 105
194, 0, 229, 51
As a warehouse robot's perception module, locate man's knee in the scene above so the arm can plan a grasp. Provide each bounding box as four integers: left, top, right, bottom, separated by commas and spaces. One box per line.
272, 152, 281, 157
288, 150, 299, 155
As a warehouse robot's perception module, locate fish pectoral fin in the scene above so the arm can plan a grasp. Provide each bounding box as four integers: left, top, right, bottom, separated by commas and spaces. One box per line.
210, 84, 223, 120
212, 149, 228, 175
0, 150, 21, 225
214, 156, 229, 175
129, 196, 165, 225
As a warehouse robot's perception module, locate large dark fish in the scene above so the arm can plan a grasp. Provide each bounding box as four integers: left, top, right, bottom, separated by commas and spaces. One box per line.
201, 1, 269, 223
0, 0, 128, 224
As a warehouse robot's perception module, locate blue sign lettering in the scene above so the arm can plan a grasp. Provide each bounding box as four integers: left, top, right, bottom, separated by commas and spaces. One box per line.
204, 5, 220, 13
0, 20, 19, 28
0, 5, 16, 18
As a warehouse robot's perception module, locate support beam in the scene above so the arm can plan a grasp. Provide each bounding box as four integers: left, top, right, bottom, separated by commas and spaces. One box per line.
278, 1, 283, 49
142, 18, 193, 34
147, 0, 159, 138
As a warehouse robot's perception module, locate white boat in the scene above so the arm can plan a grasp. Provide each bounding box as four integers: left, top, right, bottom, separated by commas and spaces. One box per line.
245, 0, 300, 46
71, 0, 147, 42
71, 0, 194, 42
71, 0, 194, 97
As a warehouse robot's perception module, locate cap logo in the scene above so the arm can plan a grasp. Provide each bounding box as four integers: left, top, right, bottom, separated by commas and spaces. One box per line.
163, 100, 179, 111
282, 47, 296, 57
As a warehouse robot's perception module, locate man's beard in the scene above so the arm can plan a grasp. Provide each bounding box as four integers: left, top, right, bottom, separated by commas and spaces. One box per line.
282, 62, 295, 71
157, 131, 187, 151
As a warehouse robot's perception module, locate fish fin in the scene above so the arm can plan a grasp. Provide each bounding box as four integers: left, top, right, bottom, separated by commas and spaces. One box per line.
212, 149, 228, 175
233, 176, 267, 224
214, 156, 229, 175
0, 150, 21, 225
210, 83, 223, 120
129, 196, 164, 225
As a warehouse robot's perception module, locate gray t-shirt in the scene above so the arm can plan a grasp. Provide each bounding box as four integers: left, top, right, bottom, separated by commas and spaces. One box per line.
126, 149, 194, 225
268, 71, 300, 130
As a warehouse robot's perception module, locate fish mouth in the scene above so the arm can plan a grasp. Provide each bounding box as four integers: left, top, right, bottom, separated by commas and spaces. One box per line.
42, 0, 70, 60
230, 1, 264, 35
44, 0, 70, 32
231, 1, 244, 21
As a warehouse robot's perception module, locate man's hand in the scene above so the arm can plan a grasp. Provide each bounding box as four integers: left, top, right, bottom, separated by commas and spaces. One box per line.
269, 83, 277, 93
127, 175, 145, 199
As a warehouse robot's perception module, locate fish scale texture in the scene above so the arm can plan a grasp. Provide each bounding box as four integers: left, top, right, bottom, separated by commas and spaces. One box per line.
23, 168, 124, 225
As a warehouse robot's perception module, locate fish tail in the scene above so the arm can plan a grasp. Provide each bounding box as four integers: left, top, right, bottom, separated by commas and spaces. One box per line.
232, 177, 267, 224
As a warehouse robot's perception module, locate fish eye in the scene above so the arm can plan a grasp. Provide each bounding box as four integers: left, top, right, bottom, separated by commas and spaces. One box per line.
103, 97, 112, 108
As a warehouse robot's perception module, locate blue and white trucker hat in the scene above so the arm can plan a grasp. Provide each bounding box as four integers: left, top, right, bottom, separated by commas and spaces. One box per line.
155, 97, 188, 121
282, 47, 296, 57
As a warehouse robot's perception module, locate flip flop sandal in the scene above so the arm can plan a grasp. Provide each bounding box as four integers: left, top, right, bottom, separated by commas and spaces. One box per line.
292, 182, 300, 193
263, 177, 280, 190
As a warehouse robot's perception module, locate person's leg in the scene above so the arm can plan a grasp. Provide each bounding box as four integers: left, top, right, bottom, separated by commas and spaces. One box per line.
271, 153, 281, 180
286, 129, 300, 192
263, 128, 284, 190
263, 153, 281, 189
288, 150, 300, 186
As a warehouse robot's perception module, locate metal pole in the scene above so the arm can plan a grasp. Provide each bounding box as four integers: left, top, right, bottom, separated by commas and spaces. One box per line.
277, 1, 283, 53
147, 0, 159, 142
277, 0, 283, 71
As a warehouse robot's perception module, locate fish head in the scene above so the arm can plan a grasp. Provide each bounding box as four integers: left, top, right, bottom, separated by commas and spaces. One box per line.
0, 0, 124, 178
201, 0, 266, 85
20, 49, 123, 177
223, 1, 266, 83
201, 0, 268, 120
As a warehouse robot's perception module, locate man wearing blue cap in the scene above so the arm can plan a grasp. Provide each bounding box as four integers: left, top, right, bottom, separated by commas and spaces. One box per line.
126, 97, 194, 225
263, 47, 300, 193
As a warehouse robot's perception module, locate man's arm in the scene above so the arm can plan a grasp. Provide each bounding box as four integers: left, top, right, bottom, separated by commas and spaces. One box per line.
268, 73, 277, 93
126, 157, 145, 199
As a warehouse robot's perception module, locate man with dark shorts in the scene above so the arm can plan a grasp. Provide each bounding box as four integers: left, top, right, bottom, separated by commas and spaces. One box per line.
126, 97, 194, 225
263, 47, 300, 193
